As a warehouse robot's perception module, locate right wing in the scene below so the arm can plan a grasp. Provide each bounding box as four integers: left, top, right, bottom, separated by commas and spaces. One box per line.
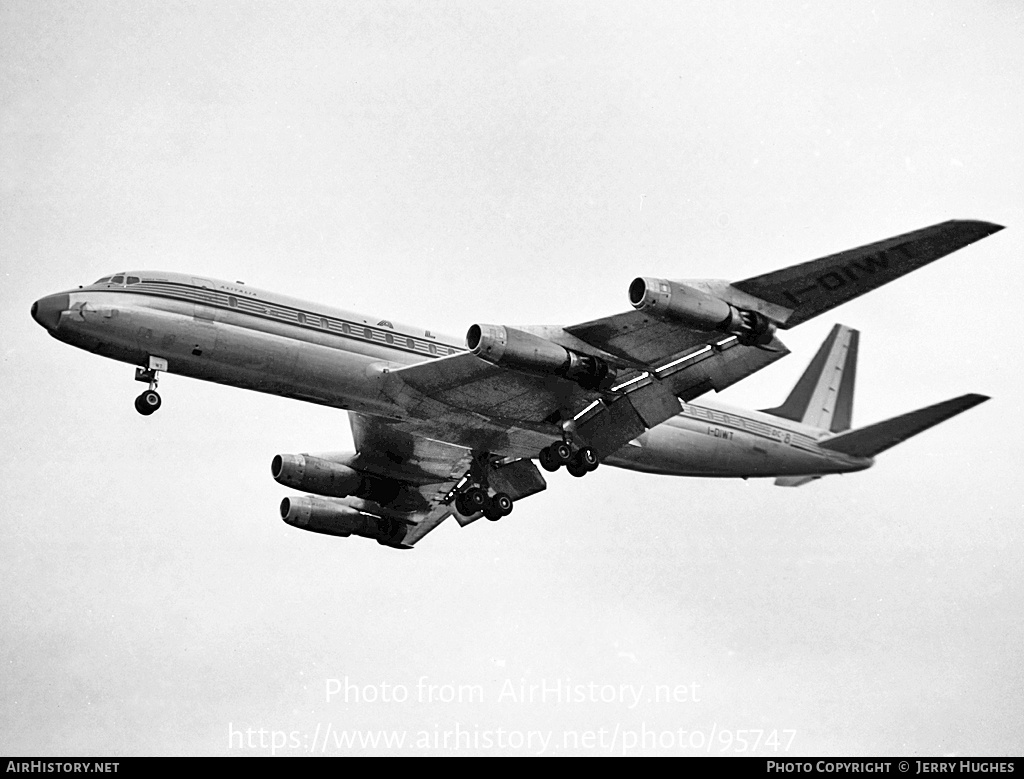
381, 220, 1000, 478
385, 331, 789, 460
731, 220, 1003, 328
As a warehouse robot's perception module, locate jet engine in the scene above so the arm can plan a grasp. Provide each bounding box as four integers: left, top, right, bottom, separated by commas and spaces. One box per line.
272, 453, 401, 504
629, 277, 776, 346
280, 496, 407, 547
466, 324, 610, 390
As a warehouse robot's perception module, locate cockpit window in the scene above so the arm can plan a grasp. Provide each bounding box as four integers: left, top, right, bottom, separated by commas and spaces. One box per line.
93, 276, 112, 284
110, 275, 125, 284
126, 276, 140, 285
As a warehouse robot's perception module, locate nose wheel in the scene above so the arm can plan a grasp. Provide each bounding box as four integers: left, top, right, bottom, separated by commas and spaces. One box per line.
134, 390, 162, 416
134, 356, 168, 416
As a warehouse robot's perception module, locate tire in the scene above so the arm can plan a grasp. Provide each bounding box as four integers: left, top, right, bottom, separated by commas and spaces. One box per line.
493, 492, 514, 517
566, 461, 588, 478
483, 503, 503, 522
135, 390, 161, 416
552, 441, 573, 465
575, 447, 599, 472
462, 486, 487, 512
539, 447, 560, 472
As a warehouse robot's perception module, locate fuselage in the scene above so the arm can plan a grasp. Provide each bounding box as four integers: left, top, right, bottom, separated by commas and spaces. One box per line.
31, 271, 871, 480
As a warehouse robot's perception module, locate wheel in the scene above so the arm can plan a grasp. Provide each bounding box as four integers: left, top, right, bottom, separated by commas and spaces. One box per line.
551, 441, 573, 465
566, 461, 589, 478
454, 493, 472, 516
539, 446, 561, 472
492, 492, 514, 517
462, 486, 487, 512
135, 390, 161, 416
574, 446, 599, 472
483, 501, 503, 522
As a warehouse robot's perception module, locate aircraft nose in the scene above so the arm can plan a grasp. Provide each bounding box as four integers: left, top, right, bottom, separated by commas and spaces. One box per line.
31, 293, 69, 331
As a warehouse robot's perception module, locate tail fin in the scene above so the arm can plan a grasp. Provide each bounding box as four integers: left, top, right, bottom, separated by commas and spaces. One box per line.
818, 394, 989, 458
762, 324, 858, 432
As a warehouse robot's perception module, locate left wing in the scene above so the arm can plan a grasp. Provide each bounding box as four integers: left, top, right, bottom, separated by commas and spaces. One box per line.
346, 414, 546, 547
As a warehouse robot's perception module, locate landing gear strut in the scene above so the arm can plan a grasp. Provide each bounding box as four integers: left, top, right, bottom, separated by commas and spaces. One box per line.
452, 455, 515, 521
134, 356, 167, 416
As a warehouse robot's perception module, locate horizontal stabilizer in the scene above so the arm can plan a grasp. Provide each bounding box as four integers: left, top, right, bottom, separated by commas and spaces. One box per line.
775, 475, 821, 487
818, 394, 989, 458
732, 220, 1003, 328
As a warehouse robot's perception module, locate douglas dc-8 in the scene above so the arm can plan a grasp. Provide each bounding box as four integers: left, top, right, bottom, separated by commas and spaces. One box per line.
32, 220, 1001, 549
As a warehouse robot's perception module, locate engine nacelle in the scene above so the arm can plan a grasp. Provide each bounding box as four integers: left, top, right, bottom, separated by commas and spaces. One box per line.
280, 496, 408, 547
466, 324, 610, 390
272, 453, 401, 504
629, 277, 776, 346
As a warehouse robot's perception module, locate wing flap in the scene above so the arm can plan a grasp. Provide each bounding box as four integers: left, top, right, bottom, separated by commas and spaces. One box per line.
565, 311, 714, 365
578, 336, 790, 457
386, 351, 600, 425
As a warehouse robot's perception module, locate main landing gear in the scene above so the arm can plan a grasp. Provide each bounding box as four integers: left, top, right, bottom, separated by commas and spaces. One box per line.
537, 417, 600, 478
134, 356, 167, 416
538, 442, 600, 477
452, 454, 515, 522
454, 487, 514, 522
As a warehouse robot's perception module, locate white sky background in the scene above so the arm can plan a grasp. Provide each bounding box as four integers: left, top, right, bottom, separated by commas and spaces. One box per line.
2, 0, 1022, 756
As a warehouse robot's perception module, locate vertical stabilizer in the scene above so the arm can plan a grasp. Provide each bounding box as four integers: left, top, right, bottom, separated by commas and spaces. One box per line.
761, 324, 858, 432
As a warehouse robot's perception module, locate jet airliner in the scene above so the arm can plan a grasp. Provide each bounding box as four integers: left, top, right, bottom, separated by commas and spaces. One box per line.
31, 220, 1001, 548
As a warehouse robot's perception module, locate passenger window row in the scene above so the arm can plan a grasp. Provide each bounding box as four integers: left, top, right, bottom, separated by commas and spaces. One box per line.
91, 275, 458, 356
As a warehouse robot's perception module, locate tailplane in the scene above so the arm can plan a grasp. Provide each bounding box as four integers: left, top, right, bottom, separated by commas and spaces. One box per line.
818, 394, 989, 458
762, 323, 858, 433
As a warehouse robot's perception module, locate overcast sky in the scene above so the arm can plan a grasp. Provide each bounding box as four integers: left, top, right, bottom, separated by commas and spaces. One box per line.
2, 0, 1022, 756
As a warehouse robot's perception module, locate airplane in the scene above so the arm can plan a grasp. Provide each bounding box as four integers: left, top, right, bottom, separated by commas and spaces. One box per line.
31, 220, 1002, 549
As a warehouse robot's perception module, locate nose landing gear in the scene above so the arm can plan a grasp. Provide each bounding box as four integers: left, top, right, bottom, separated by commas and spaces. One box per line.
134, 356, 167, 416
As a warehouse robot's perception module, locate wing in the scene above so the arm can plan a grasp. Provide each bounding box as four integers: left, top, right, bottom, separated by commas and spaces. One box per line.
731, 220, 1003, 328
345, 413, 547, 547
384, 331, 789, 460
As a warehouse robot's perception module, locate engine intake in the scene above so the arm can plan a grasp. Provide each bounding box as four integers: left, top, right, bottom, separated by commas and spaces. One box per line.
467, 324, 610, 390
272, 453, 400, 504
280, 496, 408, 547
629, 277, 776, 346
